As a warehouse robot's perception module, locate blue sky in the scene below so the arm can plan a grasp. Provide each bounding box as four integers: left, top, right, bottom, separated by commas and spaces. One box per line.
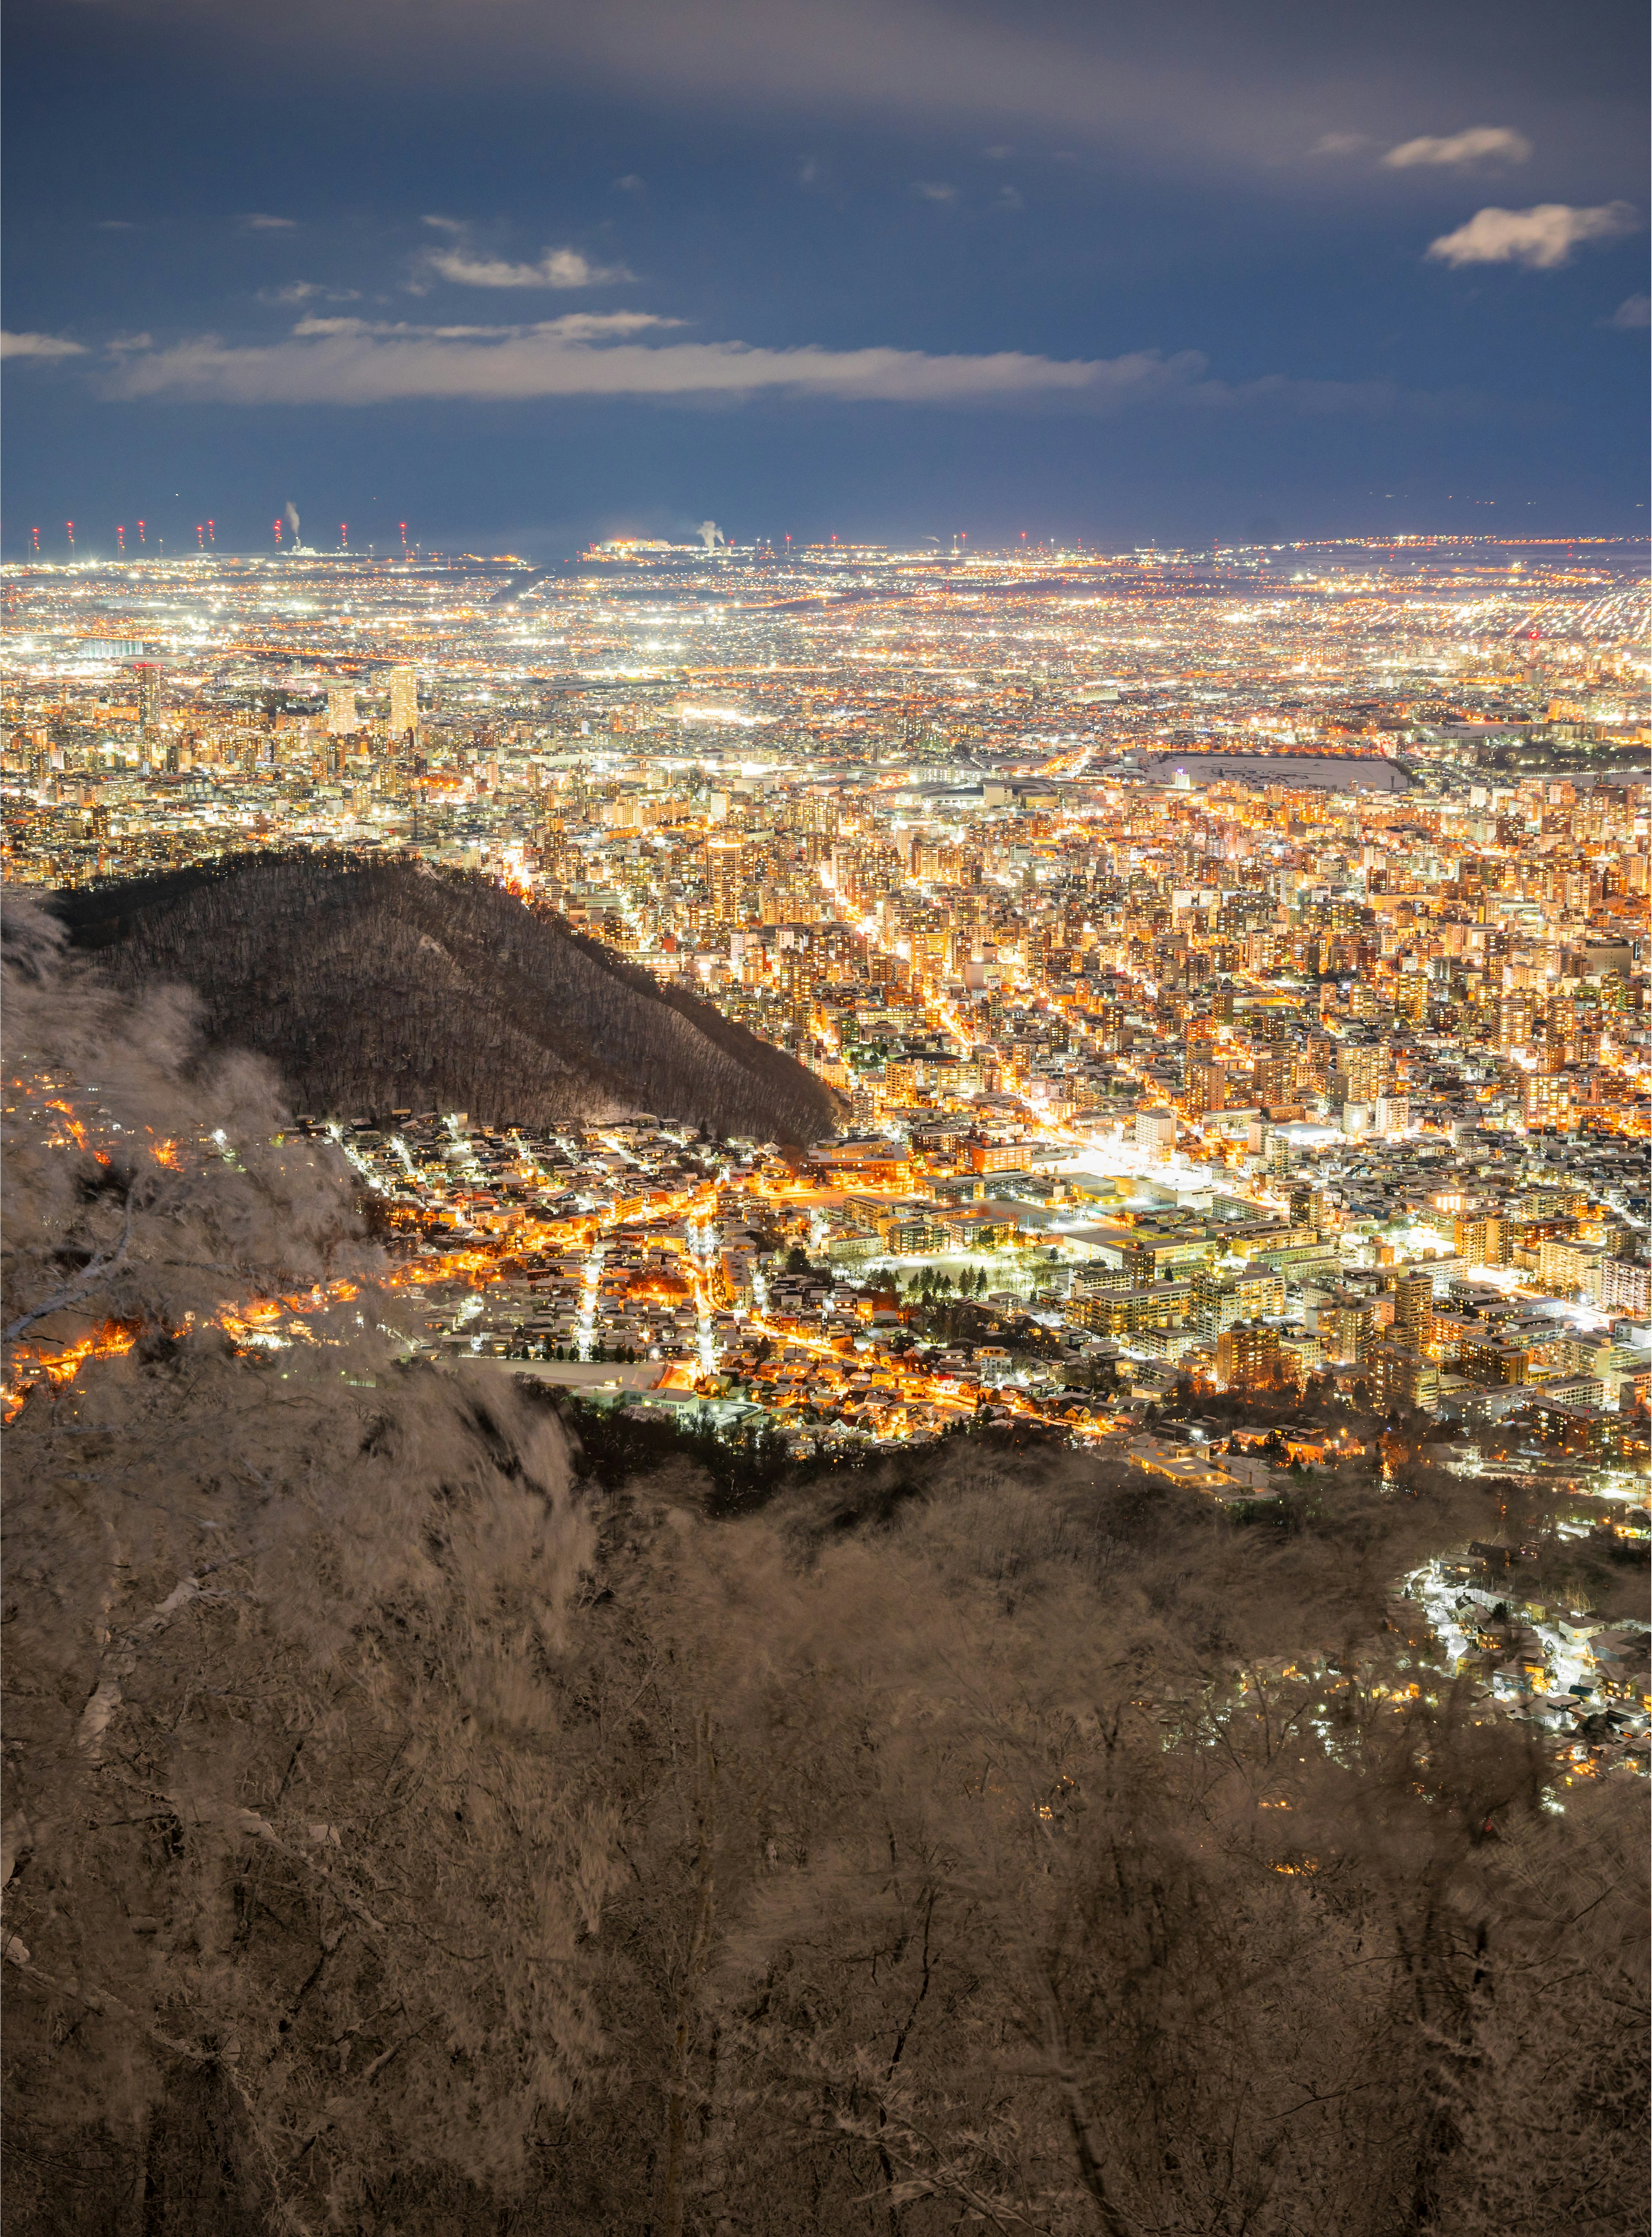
4, 0, 1646, 556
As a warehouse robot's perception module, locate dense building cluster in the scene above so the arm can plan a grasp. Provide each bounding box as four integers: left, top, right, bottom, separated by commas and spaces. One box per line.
5, 540, 1649, 1391
4, 527, 1648, 1744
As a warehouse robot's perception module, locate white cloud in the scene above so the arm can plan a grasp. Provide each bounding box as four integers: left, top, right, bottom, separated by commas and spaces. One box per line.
258, 281, 362, 306
913, 181, 959, 203
1311, 132, 1371, 157
995, 185, 1025, 211
1427, 203, 1637, 268
423, 243, 634, 288
96, 315, 1412, 418
243, 213, 299, 230
1, 330, 88, 359
1609, 293, 1651, 328
103, 315, 1206, 406
290, 312, 673, 341
1384, 126, 1531, 169
613, 174, 646, 194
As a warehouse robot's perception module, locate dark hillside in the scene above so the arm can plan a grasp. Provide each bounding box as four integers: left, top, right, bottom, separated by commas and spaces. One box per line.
54, 852, 841, 1140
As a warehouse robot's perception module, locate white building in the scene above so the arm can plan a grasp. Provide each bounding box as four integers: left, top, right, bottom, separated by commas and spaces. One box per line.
1134, 1109, 1177, 1160
1597, 1257, 1651, 1319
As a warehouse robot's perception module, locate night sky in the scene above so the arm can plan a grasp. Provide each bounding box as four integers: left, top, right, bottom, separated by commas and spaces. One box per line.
4, 0, 1647, 558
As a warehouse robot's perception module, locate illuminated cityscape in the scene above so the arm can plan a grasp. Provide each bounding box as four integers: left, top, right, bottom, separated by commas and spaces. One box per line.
7, 0, 1650, 2202
6, 532, 1648, 1521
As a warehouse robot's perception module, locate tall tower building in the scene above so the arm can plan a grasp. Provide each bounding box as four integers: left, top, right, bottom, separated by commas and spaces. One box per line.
704, 838, 744, 929
327, 683, 360, 736
1394, 1269, 1435, 1356
388, 666, 419, 746
1254, 1052, 1293, 1109
133, 660, 164, 732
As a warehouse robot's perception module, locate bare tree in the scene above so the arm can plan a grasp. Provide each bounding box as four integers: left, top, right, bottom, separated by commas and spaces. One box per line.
4, 903, 616, 2233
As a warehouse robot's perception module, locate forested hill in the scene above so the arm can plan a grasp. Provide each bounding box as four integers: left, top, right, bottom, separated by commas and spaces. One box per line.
54, 853, 842, 1140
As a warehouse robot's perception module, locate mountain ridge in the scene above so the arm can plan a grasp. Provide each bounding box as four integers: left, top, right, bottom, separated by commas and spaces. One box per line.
53, 851, 843, 1141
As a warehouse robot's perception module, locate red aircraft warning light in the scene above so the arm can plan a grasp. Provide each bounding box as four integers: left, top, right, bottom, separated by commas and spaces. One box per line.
65, 521, 75, 552
196, 525, 204, 550
31, 528, 40, 554
207, 519, 215, 545
274, 519, 283, 546
137, 520, 145, 544
340, 523, 348, 549
117, 526, 126, 554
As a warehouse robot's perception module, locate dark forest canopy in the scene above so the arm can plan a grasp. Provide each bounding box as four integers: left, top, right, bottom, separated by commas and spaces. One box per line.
52, 852, 842, 1142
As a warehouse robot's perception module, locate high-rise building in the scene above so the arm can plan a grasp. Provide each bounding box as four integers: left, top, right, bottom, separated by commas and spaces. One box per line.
1453, 1214, 1506, 1268
1497, 994, 1536, 1053
133, 660, 164, 731
388, 666, 419, 745
1217, 1320, 1282, 1392
327, 683, 360, 736
1598, 1258, 1652, 1319
1254, 1053, 1294, 1109
1368, 1342, 1439, 1417
1190, 1056, 1226, 1112
1317, 1298, 1370, 1364
704, 838, 744, 928
1334, 1044, 1384, 1106
1393, 1269, 1435, 1355
1523, 1070, 1573, 1130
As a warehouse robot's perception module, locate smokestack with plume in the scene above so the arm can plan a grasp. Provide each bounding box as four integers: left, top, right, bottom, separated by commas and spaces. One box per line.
284, 500, 301, 543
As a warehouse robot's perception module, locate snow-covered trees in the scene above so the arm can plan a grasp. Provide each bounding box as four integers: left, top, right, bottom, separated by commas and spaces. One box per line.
4, 902, 1645, 2235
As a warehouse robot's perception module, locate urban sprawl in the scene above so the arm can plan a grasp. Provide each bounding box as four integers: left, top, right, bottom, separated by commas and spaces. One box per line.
5, 532, 1649, 1746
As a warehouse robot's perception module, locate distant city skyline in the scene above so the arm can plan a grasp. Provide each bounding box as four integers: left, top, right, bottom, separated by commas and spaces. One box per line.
3, 0, 1647, 554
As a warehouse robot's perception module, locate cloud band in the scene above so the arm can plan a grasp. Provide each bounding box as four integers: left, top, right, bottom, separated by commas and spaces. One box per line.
101, 316, 1211, 406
